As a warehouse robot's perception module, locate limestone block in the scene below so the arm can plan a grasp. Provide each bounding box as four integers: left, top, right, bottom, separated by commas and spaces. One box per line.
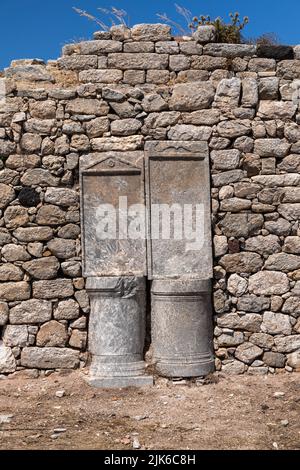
168, 124, 212, 141
262, 312, 292, 335
277, 154, 300, 173
32, 279, 74, 299
0, 303, 9, 326
258, 77, 279, 100
79, 69, 123, 83
58, 55, 98, 70
219, 213, 263, 237
124, 42, 154, 53
215, 78, 241, 108
44, 188, 78, 207
274, 335, 300, 353
0, 282, 31, 301
248, 271, 290, 295
85, 117, 110, 138
155, 41, 179, 54
191, 55, 227, 70
258, 101, 297, 120
111, 118, 142, 136
20, 169, 59, 187
9, 299, 52, 324
169, 82, 215, 111
20, 134, 42, 153
131, 24, 171, 42
0, 184, 15, 209
0, 343, 16, 373
220, 253, 263, 273
193, 26, 216, 44
250, 333, 274, 349
227, 274, 248, 296
13, 227, 53, 242
282, 297, 300, 316
91, 136, 143, 151
241, 78, 258, 107
264, 218, 291, 236
264, 253, 300, 272
47, 239, 76, 259
249, 58, 276, 71
245, 235, 281, 256
237, 295, 270, 313
0, 264, 23, 282
263, 352, 286, 368
220, 198, 251, 212
23, 256, 60, 280
235, 343, 263, 365
36, 321, 68, 347
54, 299, 80, 320
182, 109, 220, 125
217, 313, 262, 333
204, 43, 256, 57
63, 40, 122, 55
36, 205, 65, 226
221, 360, 245, 375
3, 325, 28, 347
278, 203, 300, 221
66, 98, 109, 116
277, 60, 300, 79
217, 120, 251, 138
108, 53, 168, 70
212, 170, 244, 187
5, 65, 53, 81
169, 55, 190, 71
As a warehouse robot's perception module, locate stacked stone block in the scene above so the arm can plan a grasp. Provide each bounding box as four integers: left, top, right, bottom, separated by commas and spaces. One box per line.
0, 23, 300, 376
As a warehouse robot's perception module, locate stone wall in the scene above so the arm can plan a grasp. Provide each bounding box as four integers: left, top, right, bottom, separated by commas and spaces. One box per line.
0, 23, 300, 377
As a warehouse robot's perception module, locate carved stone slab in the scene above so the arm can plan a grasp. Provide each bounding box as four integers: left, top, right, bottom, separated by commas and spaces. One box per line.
145, 141, 213, 279
80, 151, 146, 277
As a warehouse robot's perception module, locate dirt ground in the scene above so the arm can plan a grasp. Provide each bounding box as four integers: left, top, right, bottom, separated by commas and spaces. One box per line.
0, 370, 299, 450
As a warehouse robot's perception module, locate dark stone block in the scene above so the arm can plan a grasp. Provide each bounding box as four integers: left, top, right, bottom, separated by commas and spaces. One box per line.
257, 45, 294, 60
18, 188, 40, 207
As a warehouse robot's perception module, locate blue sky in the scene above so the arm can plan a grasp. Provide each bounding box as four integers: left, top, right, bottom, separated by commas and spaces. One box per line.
1, 0, 300, 70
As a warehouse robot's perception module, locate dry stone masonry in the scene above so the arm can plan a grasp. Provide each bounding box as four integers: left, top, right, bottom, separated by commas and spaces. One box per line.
0, 23, 300, 379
